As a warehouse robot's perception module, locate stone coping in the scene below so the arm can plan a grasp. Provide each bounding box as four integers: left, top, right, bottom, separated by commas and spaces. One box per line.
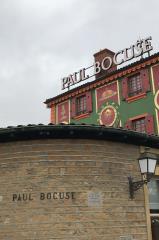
0, 124, 159, 148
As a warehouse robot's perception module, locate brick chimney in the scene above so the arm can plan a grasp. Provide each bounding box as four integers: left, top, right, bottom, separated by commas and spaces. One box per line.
94, 48, 117, 79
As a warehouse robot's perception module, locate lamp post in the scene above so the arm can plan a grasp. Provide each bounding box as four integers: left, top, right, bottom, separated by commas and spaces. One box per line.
128, 152, 157, 199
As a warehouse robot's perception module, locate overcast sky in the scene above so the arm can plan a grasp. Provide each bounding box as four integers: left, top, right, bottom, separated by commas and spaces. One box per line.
0, 0, 159, 127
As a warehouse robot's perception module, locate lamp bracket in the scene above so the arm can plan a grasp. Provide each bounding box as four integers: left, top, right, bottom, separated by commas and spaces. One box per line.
128, 176, 148, 199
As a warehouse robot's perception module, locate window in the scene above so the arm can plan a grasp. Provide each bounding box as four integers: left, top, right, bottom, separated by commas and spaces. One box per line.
71, 91, 92, 118
128, 74, 142, 97
148, 178, 159, 213
76, 95, 87, 115
125, 114, 154, 135
132, 117, 146, 133
122, 69, 150, 101
148, 177, 159, 240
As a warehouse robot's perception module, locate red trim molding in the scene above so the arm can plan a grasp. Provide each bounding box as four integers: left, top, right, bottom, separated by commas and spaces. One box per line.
126, 92, 146, 103
73, 112, 90, 120
129, 113, 148, 121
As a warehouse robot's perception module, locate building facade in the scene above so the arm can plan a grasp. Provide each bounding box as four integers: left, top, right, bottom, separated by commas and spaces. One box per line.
1, 38, 159, 240
0, 125, 159, 240
45, 47, 159, 136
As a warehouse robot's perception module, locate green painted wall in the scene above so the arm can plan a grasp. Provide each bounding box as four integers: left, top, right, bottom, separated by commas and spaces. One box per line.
68, 66, 158, 134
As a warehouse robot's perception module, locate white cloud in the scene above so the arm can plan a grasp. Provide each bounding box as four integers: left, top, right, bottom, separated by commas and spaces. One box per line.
0, 0, 159, 127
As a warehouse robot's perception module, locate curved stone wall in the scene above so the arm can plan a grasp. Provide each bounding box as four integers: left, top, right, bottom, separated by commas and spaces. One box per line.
0, 138, 148, 240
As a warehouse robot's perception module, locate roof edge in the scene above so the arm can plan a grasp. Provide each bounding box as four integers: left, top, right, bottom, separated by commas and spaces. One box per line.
0, 124, 159, 148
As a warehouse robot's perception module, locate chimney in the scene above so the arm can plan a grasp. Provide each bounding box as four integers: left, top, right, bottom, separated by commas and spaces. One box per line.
93, 48, 117, 79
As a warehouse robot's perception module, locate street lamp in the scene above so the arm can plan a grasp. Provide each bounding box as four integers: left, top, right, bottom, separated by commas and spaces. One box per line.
128, 152, 157, 199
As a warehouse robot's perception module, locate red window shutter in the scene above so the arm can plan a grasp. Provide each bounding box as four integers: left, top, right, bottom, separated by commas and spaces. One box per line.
140, 68, 150, 92
122, 78, 128, 100
153, 65, 159, 90
71, 97, 76, 118
50, 105, 56, 124
86, 91, 92, 113
145, 114, 154, 135
125, 120, 132, 130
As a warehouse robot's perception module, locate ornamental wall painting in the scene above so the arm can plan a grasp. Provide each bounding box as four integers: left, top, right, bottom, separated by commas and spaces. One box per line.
56, 100, 70, 124
153, 64, 159, 134
96, 82, 120, 127
97, 101, 120, 127
95, 81, 119, 111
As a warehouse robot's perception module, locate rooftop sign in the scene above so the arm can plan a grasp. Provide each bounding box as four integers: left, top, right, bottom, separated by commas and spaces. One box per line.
61, 36, 153, 90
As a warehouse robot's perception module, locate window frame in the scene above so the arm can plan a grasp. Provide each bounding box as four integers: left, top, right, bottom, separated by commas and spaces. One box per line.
128, 73, 143, 97
132, 117, 146, 133
148, 175, 159, 240
71, 91, 92, 119
75, 94, 87, 116
148, 177, 159, 213
125, 114, 154, 135
121, 68, 150, 103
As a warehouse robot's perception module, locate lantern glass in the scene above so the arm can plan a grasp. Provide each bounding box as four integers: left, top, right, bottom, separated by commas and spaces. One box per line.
139, 158, 157, 175
139, 158, 148, 174
148, 158, 157, 174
